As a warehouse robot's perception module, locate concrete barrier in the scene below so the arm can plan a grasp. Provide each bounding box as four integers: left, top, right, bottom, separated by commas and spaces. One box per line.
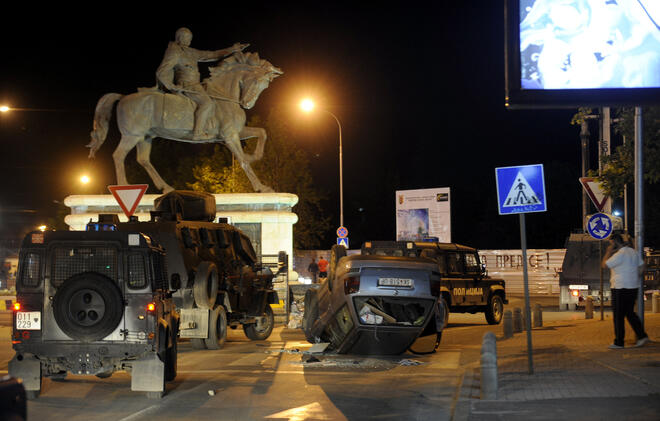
533, 303, 543, 328
585, 297, 594, 319
502, 310, 513, 338
513, 307, 523, 333
480, 332, 498, 400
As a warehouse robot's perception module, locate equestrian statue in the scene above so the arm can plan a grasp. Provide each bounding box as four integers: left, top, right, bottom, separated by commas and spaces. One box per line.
87, 27, 283, 193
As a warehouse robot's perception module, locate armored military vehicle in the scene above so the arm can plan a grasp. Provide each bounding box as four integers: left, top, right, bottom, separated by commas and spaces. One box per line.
114, 191, 280, 349
9, 228, 179, 399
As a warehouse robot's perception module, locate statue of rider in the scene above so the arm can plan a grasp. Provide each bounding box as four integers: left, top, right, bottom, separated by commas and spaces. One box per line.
156, 27, 248, 140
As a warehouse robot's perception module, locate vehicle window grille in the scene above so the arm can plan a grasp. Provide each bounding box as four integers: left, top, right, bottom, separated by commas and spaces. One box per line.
51, 247, 117, 287
151, 252, 168, 291
21, 252, 41, 287
127, 254, 147, 289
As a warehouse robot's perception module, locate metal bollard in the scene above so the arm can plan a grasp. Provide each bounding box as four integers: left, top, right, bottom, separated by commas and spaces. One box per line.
513, 307, 523, 333
533, 303, 543, 328
653, 293, 660, 314
585, 297, 594, 319
502, 310, 513, 338
480, 332, 498, 400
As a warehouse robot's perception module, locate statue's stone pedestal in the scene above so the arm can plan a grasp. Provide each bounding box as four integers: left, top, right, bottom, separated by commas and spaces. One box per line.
63, 192, 299, 277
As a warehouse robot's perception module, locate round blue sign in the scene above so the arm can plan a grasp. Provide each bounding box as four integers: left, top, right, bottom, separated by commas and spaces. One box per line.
337, 226, 348, 238
587, 213, 613, 240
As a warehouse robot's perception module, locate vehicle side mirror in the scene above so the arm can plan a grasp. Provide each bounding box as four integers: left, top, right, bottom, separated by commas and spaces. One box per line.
170, 273, 182, 291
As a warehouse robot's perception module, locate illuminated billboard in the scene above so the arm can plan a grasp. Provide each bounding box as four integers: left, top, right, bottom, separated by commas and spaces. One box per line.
505, 0, 660, 108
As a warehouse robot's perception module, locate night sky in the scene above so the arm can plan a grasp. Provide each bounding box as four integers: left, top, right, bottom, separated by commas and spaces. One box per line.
0, 4, 610, 250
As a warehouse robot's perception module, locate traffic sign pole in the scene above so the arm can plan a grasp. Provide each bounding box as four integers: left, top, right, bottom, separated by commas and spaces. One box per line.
496, 164, 546, 375
519, 213, 534, 375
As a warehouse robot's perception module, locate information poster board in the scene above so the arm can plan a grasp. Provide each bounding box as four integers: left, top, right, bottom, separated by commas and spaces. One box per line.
395, 188, 451, 242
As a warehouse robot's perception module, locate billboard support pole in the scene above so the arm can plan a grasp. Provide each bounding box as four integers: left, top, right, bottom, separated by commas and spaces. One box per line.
634, 107, 644, 329
519, 213, 534, 375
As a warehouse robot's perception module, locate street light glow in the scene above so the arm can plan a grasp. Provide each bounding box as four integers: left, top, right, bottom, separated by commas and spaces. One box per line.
38, 225, 47, 232
300, 98, 315, 113
80, 175, 90, 184
0, 105, 9, 113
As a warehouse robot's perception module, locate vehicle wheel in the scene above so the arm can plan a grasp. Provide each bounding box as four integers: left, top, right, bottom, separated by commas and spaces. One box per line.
243, 305, 274, 341
193, 262, 219, 309
191, 338, 207, 349
302, 289, 319, 343
327, 245, 347, 285
95, 371, 113, 379
205, 305, 227, 350
485, 294, 504, 325
53, 272, 124, 342
440, 297, 450, 328
165, 328, 178, 381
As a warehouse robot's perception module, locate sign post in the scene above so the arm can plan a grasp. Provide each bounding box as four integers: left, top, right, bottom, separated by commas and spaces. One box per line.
587, 212, 614, 321
496, 164, 547, 375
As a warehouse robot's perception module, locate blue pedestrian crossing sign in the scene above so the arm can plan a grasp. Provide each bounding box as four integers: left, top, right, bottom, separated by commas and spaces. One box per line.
586, 213, 613, 240
337, 237, 349, 248
495, 164, 547, 215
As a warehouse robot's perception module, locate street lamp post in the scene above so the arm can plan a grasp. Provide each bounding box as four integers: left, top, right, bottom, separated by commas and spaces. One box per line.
300, 99, 344, 228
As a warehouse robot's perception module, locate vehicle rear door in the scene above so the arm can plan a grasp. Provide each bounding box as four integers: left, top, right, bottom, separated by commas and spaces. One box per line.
462, 252, 485, 305
446, 251, 470, 305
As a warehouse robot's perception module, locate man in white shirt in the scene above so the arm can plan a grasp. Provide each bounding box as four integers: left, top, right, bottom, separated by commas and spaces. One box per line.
602, 234, 649, 349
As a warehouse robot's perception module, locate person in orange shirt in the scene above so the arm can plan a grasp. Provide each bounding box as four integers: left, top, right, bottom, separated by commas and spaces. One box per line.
317, 256, 329, 280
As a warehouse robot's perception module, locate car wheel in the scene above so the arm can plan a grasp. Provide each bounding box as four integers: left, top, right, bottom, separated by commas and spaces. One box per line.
485, 294, 504, 325
53, 273, 124, 342
204, 305, 227, 350
302, 289, 319, 343
243, 305, 274, 341
327, 245, 347, 285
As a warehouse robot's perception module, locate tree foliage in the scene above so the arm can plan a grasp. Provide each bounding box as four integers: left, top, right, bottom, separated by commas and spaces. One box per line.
573, 106, 660, 198
188, 109, 330, 249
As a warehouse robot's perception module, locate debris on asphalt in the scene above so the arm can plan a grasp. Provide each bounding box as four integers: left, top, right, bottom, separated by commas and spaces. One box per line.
208, 390, 216, 396
398, 359, 424, 366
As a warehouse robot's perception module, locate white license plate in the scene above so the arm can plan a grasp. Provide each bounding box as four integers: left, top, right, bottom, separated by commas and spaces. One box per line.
378, 278, 413, 287
16, 312, 41, 330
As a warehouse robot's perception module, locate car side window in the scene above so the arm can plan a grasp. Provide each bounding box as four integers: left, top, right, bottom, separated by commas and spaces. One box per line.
21, 252, 41, 287
447, 252, 464, 275
464, 253, 480, 274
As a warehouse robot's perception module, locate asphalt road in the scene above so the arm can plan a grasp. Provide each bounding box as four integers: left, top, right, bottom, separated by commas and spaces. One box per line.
0, 298, 587, 421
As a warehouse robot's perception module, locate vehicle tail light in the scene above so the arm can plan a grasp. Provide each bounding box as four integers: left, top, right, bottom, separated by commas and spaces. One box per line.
13, 302, 21, 311
146, 303, 156, 312
344, 276, 360, 295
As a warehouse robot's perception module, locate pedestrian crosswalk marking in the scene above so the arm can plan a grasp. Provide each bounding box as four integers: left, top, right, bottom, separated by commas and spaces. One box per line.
502, 171, 541, 207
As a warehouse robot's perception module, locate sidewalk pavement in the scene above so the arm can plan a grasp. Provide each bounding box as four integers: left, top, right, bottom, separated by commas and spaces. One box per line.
454, 313, 660, 420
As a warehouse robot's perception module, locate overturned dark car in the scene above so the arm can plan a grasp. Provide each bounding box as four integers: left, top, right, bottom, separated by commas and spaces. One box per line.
302, 245, 445, 355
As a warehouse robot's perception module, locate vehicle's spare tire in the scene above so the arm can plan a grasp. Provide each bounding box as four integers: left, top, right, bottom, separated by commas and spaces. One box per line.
53, 272, 124, 342
193, 262, 219, 309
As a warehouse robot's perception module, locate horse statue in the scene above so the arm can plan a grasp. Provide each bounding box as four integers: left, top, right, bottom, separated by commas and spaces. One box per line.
87, 51, 283, 193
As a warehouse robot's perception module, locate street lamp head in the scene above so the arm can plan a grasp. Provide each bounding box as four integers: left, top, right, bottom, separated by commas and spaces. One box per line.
300, 98, 315, 113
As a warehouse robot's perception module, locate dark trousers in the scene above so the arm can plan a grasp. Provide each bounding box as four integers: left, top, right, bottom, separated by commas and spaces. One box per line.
611, 288, 647, 346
